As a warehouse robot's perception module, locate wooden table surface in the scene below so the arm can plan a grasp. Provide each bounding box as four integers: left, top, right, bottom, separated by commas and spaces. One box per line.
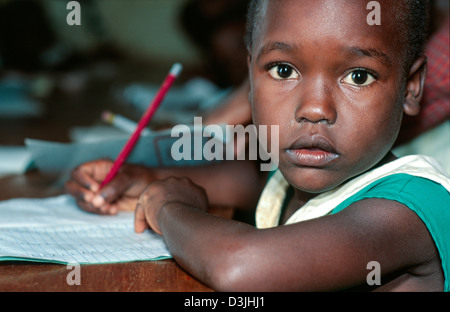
0, 259, 212, 292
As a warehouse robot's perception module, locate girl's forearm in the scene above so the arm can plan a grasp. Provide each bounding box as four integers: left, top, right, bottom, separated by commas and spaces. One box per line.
157, 201, 256, 290
154, 160, 263, 210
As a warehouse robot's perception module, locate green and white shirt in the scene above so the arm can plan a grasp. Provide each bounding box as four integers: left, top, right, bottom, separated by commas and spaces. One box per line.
255, 155, 450, 291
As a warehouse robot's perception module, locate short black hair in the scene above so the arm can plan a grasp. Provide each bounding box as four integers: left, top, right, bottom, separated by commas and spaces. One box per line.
245, 0, 431, 70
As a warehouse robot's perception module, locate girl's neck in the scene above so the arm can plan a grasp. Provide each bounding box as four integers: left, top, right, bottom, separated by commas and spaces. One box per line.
291, 151, 397, 209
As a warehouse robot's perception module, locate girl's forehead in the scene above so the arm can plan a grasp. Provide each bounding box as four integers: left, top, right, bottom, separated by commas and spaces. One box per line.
255, 0, 403, 54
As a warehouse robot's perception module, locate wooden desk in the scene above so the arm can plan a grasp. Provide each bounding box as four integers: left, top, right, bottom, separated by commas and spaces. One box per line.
0, 260, 212, 292
0, 171, 217, 292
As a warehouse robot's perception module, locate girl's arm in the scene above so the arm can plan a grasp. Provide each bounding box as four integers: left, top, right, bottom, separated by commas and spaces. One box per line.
135, 178, 440, 291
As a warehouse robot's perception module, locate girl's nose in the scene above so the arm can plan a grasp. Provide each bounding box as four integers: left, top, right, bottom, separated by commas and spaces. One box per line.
294, 77, 337, 125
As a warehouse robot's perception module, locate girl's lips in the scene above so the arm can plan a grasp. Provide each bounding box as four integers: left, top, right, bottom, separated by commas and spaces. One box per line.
285, 135, 340, 167
286, 148, 339, 167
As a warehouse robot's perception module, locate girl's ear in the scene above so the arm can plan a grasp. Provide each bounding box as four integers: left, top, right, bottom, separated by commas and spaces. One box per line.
403, 55, 427, 116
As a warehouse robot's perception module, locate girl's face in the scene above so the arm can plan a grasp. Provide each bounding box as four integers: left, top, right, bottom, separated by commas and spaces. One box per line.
249, 0, 423, 194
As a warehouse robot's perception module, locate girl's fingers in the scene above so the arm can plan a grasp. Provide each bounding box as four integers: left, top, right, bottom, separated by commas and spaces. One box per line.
134, 201, 149, 233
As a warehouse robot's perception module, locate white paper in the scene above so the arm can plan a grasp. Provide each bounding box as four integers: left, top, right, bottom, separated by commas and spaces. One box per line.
0, 145, 33, 176
0, 195, 171, 264
25, 125, 225, 173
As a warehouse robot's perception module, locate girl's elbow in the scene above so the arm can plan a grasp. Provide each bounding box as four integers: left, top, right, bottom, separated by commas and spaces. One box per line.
203, 248, 259, 291
205, 260, 251, 291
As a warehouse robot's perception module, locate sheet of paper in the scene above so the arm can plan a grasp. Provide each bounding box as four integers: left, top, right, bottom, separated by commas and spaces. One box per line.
25, 125, 224, 173
0, 195, 171, 264
0, 145, 34, 176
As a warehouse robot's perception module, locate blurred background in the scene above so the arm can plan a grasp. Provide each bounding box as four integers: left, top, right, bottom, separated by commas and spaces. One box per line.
0, 0, 251, 178
1, 0, 200, 72
0, 0, 448, 179
0, 0, 250, 139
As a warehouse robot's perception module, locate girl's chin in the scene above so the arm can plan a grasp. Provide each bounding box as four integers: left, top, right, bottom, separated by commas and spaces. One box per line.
280, 168, 345, 194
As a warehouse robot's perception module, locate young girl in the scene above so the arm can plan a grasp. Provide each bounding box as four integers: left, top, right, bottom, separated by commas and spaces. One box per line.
67, 0, 450, 291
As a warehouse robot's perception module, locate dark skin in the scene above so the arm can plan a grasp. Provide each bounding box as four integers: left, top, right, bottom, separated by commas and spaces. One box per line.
67, 0, 444, 291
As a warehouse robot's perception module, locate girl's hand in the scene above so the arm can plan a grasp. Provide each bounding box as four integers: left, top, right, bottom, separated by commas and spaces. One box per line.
134, 177, 208, 235
65, 159, 155, 215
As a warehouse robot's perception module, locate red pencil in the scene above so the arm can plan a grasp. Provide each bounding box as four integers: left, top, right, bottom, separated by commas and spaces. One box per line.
99, 63, 182, 189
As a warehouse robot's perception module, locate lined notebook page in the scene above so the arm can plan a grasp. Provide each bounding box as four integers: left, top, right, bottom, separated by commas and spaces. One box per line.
0, 195, 171, 264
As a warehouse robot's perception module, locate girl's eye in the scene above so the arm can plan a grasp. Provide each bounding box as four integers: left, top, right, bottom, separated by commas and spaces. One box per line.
342, 70, 376, 86
268, 64, 299, 80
